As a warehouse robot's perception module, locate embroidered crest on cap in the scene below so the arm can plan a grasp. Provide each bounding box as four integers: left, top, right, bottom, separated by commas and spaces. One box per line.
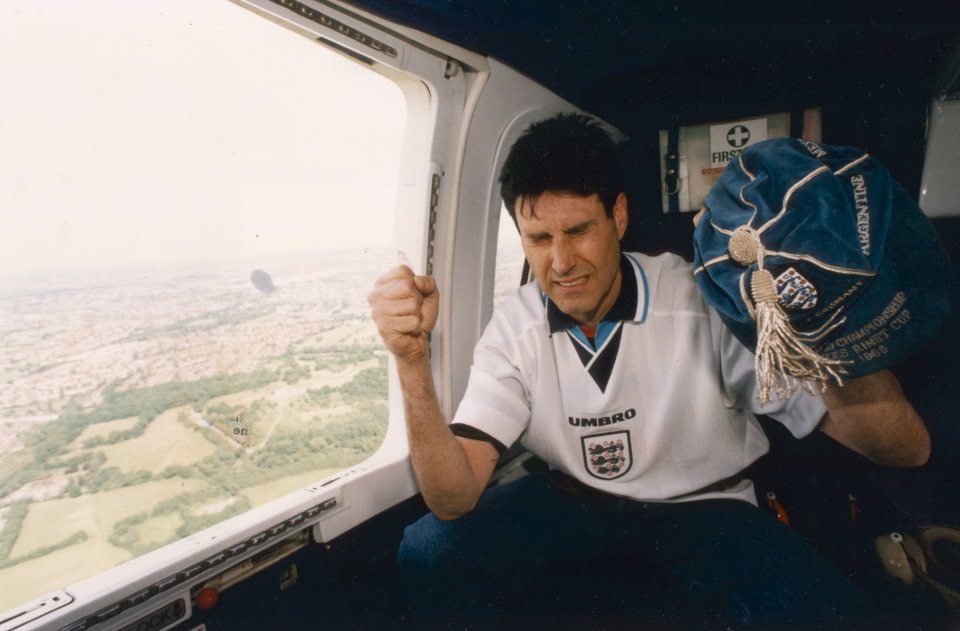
775, 267, 819, 310
581, 431, 632, 480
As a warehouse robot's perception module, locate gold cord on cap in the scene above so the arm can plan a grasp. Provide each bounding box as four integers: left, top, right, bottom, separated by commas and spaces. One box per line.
750, 267, 848, 403
728, 225, 761, 266
722, 220, 850, 403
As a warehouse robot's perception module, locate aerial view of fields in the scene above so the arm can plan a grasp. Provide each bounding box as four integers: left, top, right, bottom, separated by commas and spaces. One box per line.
0, 249, 393, 610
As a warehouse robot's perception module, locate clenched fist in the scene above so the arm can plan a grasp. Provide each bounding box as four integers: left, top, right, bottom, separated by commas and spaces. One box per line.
368, 265, 439, 364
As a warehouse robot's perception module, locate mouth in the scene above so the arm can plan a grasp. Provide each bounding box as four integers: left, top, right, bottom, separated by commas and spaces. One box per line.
553, 276, 588, 290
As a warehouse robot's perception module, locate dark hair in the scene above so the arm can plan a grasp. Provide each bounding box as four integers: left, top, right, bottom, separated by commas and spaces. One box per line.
499, 113, 624, 224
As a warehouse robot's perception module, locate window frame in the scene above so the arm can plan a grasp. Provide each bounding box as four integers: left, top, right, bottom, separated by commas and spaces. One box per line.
3, 1, 477, 628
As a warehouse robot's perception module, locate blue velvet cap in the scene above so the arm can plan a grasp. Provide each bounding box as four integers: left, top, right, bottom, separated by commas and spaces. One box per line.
693, 138, 952, 391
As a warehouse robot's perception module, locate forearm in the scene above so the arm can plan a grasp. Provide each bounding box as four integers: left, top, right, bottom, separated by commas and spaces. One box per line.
369, 266, 493, 517
820, 370, 930, 467
397, 357, 488, 519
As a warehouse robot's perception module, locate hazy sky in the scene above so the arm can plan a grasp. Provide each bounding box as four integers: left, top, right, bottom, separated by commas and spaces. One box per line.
0, 0, 405, 273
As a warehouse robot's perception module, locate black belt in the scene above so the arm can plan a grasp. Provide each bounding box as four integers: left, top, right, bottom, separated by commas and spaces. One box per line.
547, 470, 745, 502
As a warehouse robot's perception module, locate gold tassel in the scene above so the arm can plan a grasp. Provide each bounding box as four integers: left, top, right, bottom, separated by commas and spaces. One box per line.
751, 269, 849, 404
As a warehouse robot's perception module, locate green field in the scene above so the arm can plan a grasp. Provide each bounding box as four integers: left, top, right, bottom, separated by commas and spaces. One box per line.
0, 335, 389, 612
0, 538, 133, 611
69, 416, 140, 449
135, 512, 184, 548
96, 409, 217, 473
242, 468, 343, 507
10, 478, 208, 559
201, 358, 379, 451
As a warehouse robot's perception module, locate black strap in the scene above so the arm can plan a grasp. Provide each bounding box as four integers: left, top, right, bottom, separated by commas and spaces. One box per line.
663, 126, 680, 213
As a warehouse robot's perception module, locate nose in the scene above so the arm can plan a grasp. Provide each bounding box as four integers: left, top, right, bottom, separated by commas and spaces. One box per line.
551, 235, 575, 275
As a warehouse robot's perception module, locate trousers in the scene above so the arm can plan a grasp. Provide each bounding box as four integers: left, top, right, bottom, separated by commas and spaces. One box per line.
397, 471, 873, 627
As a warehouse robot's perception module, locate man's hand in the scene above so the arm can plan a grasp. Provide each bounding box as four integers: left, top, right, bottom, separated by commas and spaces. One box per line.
367, 264, 493, 519
820, 370, 930, 467
368, 265, 439, 364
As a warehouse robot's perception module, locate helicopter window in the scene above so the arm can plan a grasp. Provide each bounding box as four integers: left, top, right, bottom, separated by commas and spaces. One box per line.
0, 0, 405, 611
493, 203, 527, 304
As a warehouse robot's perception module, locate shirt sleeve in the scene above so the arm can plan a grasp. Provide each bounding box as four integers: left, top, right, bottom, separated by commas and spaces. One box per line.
452, 300, 533, 450
449, 423, 508, 455
717, 313, 827, 438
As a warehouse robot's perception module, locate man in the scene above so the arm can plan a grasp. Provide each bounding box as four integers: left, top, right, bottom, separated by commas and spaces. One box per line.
368, 113, 930, 624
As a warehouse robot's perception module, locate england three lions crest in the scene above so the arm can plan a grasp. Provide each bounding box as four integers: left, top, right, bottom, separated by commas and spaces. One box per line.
581, 431, 632, 480
775, 267, 819, 311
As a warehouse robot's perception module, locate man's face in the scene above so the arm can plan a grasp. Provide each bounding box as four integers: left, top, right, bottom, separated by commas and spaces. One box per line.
515, 191, 627, 327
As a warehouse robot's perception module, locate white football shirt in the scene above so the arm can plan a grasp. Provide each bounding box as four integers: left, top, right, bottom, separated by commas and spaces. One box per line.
452, 252, 825, 505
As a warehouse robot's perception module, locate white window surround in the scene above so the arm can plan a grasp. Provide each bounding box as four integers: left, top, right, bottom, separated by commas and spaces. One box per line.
1, 1, 464, 628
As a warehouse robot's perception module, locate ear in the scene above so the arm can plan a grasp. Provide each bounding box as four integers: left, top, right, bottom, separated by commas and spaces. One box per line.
613, 193, 628, 240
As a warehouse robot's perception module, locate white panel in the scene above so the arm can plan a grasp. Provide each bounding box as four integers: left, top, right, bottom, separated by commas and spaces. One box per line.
920, 99, 960, 218
444, 59, 580, 411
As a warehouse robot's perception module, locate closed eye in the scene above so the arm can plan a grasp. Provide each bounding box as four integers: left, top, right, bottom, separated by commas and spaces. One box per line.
522, 220, 596, 244
524, 232, 551, 245
565, 220, 595, 236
